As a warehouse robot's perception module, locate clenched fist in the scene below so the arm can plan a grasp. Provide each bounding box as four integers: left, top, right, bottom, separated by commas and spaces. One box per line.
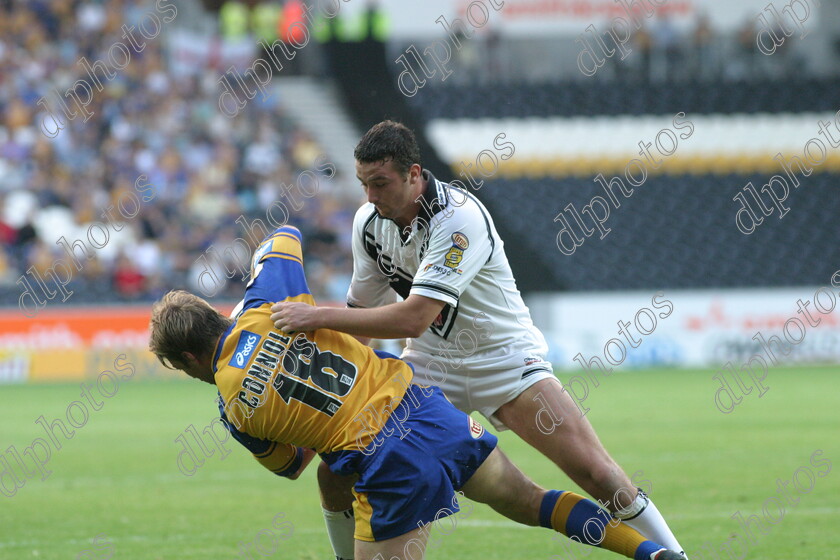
270, 301, 319, 333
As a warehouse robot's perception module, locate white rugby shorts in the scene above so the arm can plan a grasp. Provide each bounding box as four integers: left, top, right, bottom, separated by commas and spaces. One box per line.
401, 343, 555, 430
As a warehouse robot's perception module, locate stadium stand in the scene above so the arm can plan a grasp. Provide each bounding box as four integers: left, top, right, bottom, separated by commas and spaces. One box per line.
0, 0, 360, 307
404, 77, 840, 292
2, 0, 838, 307
407, 78, 840, 120
481, 174, 839, 292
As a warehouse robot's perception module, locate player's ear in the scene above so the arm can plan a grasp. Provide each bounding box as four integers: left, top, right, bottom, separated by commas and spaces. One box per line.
177, 352, 197, 370
408, 163, 422, 183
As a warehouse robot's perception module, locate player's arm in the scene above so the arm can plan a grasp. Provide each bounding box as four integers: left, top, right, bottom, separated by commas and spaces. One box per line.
348, 321, 372, 346
267, 445, 317, 480
227, 426, 316, 480
273, 294, 445, 339
241, 225, 311, 307
250, 440, 317, 480
271, 205, 436, 338
219, 399, 316, 479
273, 202, 493, 338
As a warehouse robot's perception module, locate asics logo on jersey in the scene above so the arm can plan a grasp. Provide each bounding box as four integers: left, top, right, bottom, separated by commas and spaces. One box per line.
231, 331, 261, 368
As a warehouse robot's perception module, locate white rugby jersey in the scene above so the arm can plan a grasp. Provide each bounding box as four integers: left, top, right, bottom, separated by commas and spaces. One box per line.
347, 170, 548, 358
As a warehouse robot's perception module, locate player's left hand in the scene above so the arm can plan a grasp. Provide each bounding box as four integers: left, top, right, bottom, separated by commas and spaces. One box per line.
270, 302, 318, 333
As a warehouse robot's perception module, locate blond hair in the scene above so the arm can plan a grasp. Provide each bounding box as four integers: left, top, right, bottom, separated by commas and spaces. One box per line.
149, 290, 232, 368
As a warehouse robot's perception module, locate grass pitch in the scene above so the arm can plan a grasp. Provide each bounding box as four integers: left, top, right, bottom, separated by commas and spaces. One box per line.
1, 367, 838, 559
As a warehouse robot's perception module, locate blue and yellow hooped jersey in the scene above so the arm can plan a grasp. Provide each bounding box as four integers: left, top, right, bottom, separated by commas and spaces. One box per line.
213, 226, 413, 475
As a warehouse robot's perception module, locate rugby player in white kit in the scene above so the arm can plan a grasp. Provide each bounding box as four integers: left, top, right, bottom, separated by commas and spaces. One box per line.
271, 121, 688, 560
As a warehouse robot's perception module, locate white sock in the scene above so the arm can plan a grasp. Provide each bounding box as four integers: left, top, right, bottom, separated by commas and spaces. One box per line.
322, 507, 355, 560
614, 490, 687, 558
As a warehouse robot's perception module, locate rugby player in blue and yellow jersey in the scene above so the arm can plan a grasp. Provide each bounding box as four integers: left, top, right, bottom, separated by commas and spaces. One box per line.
149, 225, 684, 560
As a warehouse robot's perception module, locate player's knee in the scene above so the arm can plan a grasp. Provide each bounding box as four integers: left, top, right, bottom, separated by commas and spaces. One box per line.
501, 478, 544, 526
317, 460, 355, 507
317, 459, 338, 487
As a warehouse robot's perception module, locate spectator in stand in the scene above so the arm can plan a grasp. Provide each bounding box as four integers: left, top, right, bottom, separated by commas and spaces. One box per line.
113, 252, 145, 300
691, 13, 716, 81
733, 16, 759, 79
633, 24, 654, 82
652, 13, 681, 81
219, 0, 249, 41
0, 0, 355, 309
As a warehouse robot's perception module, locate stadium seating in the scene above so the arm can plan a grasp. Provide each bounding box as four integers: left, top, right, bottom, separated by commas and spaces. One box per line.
408, 78, 840, 119
481, 173, 840, 291
406, 76, 840, 292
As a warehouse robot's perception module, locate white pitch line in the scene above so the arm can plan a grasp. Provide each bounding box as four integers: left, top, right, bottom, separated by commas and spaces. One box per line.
0, 527, 331, 549
453, 505, 840, 530
2, 507, 836, 550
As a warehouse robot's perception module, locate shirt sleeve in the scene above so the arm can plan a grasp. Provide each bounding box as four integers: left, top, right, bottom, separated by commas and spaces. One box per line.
218, 395, 305, 477
241, 225, 313, 312
410, 197, 494, 307
346, 205, 397, 309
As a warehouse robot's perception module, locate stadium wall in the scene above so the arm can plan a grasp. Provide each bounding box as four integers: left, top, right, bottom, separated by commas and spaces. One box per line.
526, 286, 840, 370
4, 284, 839, 384
0, 305, 238, 384
318, 0, 820, 38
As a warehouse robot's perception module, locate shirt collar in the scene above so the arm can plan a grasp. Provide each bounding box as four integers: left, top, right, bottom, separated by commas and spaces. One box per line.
416, 169, 447, 224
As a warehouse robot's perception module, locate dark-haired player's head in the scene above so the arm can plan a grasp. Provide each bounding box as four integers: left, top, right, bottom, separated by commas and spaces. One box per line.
354, 121, 425, 227
149, 290, 232, 384
354, 120, 421, 177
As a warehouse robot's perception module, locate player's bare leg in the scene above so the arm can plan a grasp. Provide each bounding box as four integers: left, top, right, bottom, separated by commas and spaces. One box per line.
460, 447, 682, 560
319, 460, 356, 510
319, 461, 358, 560
321, 334, 372, 560
459, 447, 544, 525
493, 377, 686, 556
354, 526, 428, 560
495, 378, 631, 504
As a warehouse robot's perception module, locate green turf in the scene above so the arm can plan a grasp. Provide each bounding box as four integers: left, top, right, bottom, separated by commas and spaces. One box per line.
1, 367, 838, 559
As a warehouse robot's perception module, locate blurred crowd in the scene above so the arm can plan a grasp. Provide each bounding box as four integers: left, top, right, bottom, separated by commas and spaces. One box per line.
608, 12, 811, 83
0, 0, 358, 308
417, 11, 817, 85
2, 1, 818, 311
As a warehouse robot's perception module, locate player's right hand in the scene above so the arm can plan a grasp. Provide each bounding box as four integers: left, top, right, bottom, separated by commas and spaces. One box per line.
270, 301, 320, 333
